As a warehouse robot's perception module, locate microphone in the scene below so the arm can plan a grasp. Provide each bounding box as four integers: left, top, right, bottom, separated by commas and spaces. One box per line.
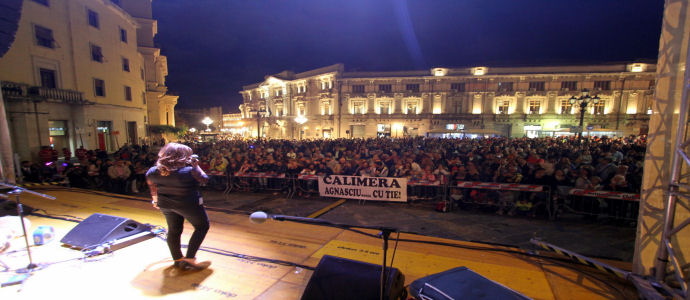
249, 211, 376, 230
249, 211, 268, 224
249, 211, 327, 225
191, 154, 199, 159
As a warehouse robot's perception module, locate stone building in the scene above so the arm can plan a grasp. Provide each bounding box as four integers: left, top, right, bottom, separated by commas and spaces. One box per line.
0, 0, 176, 161
239, 63, 655, 139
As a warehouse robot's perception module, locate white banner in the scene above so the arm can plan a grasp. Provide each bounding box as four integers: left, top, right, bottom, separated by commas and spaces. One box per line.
318, 175, 407, 202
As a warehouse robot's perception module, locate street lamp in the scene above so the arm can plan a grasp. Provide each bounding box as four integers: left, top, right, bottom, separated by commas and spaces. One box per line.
202, 117, 213, 132
295, 115, 308, 140
569, 89, 600, 141
255, 108, 266, 139
189, 127, 197, 134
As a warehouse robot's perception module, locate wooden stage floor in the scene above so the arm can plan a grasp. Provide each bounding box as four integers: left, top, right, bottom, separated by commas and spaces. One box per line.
0, 188, 638, 299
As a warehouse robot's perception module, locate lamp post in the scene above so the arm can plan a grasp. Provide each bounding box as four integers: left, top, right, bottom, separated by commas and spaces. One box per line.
255, 108, 266, 139
569, 89, 600, 141
202, 117, 213, 132
295, 115, 307, 140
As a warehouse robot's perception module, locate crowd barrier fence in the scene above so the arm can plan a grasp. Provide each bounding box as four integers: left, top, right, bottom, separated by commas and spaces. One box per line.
558, 188, 640, 222
192, 172, 642, 222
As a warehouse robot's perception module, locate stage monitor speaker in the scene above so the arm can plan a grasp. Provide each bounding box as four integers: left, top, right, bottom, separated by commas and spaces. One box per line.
301, 255, 406, 300
60, 213, 152, 249
409, 267, 530, 300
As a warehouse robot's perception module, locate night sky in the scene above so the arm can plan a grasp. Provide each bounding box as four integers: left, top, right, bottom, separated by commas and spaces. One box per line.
152, 0, 664, 112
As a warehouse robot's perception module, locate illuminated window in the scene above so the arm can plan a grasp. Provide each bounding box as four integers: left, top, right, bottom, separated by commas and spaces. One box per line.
498, 82, 513, 92
298, 106, 305, 116
379, 101, 391, 114
405, 102, 418, 114
560, 99, 572, 114
406, 84, 419, 92
379, 84, 392, 92
451, 83, 465, 92
88, 9, 99, 28
593, 100, 605, 114
90, 44, 103, 62
322, 102, 331, 115
275, 89, 283, 97
561, 81, 577, 91
594, 81, 611, 91
352, 101, 366, 114
34, 25, 54, 48
527, 99, 540, 114
528, 81, 545, 91
497, 100, 509, 114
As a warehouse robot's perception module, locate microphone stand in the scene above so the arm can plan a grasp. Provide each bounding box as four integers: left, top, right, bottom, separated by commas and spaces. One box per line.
0, 182, 56, 273
271, 215, 397, 300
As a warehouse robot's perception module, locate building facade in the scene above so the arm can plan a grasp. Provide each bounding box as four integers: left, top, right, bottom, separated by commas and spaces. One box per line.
0, 0, 175, 161
239, 63, 655, 139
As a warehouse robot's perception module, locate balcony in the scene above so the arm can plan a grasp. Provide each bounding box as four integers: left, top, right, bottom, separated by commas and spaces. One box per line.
2, 81, 87, 104
348, 92, 368, 98
319, 89, 333, 98
403, 90, 421, 97
525, 88, 546, 96
376, 90, 394, 98
495, 89, 514, 96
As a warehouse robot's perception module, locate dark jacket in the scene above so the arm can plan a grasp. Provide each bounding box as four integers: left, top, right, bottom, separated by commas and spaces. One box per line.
146, 166, 207, 208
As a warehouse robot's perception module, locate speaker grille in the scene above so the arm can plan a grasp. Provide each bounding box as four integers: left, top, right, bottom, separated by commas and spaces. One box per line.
60, 213, 151, 248
301, 255, 405, 300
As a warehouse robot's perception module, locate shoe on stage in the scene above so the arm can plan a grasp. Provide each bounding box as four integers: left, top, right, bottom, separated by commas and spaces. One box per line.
174, 258, 211, 271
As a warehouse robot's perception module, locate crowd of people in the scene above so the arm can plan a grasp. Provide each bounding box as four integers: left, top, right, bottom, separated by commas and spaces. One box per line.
19, 135, 646, 217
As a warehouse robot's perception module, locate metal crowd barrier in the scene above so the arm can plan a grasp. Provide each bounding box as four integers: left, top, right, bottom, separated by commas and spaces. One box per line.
290, 174, 320, 199
407, 178, 445, 203
558, 188, 640, 222
451, 181, 552, 218
227, 172, 288, 194
209, 173, 641, 222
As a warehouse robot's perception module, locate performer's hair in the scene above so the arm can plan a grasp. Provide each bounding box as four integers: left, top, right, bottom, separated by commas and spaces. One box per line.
156, 143, 192, 176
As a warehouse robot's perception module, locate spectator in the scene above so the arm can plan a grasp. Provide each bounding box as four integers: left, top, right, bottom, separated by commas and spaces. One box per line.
108, 160, 131, 194
20, 161, 41, 183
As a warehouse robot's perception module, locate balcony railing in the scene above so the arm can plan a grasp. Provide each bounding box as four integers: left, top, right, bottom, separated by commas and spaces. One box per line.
2, 81, 86, 104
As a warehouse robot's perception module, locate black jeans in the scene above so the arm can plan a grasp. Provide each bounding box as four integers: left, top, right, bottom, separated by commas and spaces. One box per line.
160, 205, 210, 260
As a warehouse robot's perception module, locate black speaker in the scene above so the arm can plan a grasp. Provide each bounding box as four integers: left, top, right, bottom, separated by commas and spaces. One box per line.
301, 255, 406, 300
60, 213, 152, 249
409, 267, 530, 300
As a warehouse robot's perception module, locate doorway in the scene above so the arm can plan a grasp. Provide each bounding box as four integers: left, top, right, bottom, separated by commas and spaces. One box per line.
127, 121, 137, 145
97, 121, 113, 151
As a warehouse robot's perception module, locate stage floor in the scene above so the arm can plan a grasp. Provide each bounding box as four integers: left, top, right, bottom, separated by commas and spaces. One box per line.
0, 188, 638, 299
